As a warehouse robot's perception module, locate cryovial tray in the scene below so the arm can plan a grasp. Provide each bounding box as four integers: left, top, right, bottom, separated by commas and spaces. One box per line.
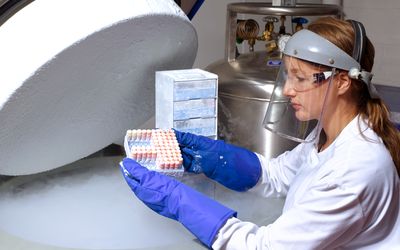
124, 129, 184, 177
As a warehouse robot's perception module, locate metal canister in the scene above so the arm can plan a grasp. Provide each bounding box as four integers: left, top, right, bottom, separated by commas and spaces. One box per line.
206, 3, 343, 158
206, 50, 298, 157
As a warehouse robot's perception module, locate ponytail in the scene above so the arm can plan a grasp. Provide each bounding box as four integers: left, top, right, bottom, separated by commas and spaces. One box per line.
308, 16, 400, 177
362, 99, 400, 176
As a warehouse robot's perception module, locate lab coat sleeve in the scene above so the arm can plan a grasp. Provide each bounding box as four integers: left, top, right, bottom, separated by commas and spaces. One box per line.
249, 143, 306, 197
212, 175, 365, 249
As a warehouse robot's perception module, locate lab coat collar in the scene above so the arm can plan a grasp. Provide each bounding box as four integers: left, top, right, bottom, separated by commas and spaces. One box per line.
331, 114, 371, 148
307, 115, 369, 167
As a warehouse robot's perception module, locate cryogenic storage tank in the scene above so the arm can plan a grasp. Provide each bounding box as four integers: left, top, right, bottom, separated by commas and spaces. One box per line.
206, 3, 342, 157
0, 0, 201, 249
0, 1, 285, 249
0, 156, 285, 250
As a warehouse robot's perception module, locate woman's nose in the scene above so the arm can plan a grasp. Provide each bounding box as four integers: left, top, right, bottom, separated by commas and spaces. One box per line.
283, 80, 296, 97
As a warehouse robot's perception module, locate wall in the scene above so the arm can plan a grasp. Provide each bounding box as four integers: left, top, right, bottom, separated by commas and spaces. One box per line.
191, 0, 400, 88
190, 0, 239, 69
343, 0, 400, 87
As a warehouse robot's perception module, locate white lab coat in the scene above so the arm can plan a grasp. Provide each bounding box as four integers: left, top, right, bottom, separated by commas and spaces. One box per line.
212, 116, 400, 249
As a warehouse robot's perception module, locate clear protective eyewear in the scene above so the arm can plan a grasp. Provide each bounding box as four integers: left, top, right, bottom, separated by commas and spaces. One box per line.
283, 70, 334, 92
263, 56, 336, 144
283, 56, 335, 92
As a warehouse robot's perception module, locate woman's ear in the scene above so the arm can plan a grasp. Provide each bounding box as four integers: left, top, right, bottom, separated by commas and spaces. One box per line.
336, 71, 352, 95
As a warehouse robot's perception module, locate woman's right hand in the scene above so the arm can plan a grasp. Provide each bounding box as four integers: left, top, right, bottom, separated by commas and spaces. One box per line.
174, 130, 262, 192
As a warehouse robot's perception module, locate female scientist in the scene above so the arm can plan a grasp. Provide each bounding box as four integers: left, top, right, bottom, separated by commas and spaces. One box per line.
120, 17, 400, 249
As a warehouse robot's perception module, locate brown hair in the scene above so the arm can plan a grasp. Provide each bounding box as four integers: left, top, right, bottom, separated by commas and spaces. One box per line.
308, 17, 400, 176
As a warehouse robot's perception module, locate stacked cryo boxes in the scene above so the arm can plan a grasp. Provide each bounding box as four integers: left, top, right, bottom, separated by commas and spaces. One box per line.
156, 68, 218, 139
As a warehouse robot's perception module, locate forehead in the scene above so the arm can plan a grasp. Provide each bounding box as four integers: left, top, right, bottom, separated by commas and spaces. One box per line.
283, 56, 321, 73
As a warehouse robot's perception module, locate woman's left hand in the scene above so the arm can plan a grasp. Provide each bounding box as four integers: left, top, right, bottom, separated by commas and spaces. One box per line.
119, 158, 237, 248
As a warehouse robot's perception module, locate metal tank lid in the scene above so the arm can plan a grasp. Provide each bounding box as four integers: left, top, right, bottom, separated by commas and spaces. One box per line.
228, 3, 342, 16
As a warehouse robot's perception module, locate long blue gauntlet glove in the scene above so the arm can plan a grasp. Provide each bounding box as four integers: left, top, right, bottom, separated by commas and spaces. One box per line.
120, 158, 236, 248
175, 130, 262, 191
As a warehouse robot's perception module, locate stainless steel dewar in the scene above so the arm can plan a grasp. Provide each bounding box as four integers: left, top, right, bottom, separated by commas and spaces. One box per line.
206, 49, 299, 157
206, 3, 342, 158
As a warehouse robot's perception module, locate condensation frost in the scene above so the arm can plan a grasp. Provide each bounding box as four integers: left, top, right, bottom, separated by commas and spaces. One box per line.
0, 157, 194, 249
0, 156, 284, 249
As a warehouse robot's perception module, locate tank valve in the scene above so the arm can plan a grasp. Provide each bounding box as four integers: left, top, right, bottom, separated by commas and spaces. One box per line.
292, 17, 308, 32
236, 19, 260, 52
257, 16, 279, 52
279, 15, 289, 35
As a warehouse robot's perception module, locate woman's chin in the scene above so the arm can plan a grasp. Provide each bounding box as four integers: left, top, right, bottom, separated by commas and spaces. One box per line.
295, 111, 312, 121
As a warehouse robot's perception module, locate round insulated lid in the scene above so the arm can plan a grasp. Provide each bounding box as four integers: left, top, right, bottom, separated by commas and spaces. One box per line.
0, 0, 197, 175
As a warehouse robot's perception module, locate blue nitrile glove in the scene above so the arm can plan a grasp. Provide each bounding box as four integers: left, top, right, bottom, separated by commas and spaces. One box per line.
120, 158, 236, 248
174, 130, 262, 192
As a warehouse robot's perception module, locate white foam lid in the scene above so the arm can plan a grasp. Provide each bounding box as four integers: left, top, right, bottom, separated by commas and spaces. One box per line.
0, 0, 197, 175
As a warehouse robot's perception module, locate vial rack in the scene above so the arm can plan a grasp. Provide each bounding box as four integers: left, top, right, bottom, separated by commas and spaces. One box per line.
124, 129, 184, 176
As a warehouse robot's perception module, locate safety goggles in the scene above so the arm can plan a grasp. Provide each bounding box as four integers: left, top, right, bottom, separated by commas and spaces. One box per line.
283, 60, 335, 92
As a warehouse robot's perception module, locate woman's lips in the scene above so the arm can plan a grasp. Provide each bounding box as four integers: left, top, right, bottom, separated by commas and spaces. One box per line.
291, 102, 302, 111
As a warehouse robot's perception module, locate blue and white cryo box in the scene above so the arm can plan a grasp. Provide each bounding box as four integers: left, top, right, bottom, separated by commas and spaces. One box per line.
156, 68, 218, 139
